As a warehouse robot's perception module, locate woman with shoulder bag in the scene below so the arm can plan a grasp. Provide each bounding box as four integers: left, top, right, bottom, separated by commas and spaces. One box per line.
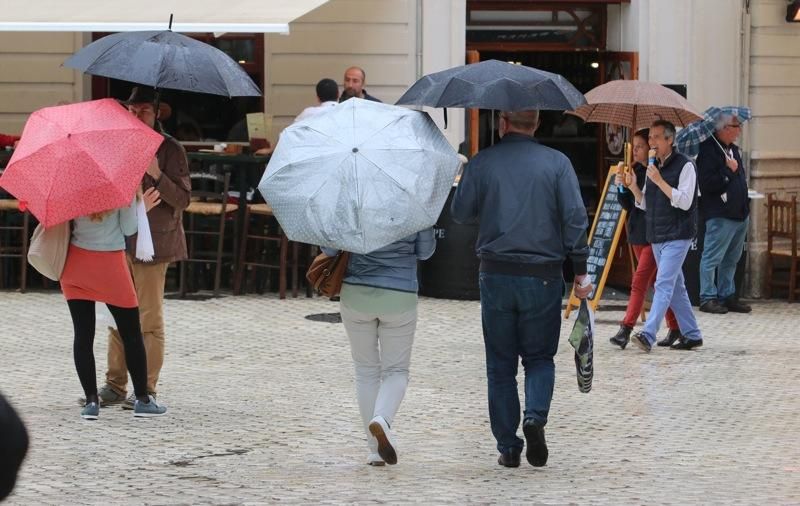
321, 228, 435, 466
60, 187, 167, 420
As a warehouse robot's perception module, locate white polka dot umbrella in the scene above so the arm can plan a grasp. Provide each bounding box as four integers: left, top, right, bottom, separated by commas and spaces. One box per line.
258, 98, 461, 254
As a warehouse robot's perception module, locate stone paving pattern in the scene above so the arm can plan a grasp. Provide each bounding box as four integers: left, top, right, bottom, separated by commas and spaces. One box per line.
1, 291, 799, 505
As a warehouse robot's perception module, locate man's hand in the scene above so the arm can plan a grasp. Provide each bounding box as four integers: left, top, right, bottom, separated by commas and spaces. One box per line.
142, 187, 162, 212
646, 164, 664, 185
146, 157, 162, 180
573, 274, 593, 300
725, 157, 739, 172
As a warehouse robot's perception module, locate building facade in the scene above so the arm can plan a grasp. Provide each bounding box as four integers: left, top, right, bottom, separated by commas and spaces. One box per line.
1, 0, 797, 296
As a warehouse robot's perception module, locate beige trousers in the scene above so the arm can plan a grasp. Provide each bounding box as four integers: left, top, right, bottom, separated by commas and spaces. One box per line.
106, 259, 169, 395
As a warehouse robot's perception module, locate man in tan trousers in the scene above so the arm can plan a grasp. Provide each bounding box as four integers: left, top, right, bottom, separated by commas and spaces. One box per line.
99, 87, 191, 408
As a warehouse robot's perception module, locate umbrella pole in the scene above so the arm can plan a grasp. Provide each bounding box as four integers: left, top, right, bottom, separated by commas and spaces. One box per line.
490, 110, 495, 146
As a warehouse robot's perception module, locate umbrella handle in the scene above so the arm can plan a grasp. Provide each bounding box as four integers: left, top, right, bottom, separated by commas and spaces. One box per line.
168, 14, 173, 31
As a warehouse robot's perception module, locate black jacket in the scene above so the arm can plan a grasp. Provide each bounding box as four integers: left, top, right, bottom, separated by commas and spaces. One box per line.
452, 133, 589, 279
617, 162, 648, 245
696, 135, 749, 222
645, 152, 698, 244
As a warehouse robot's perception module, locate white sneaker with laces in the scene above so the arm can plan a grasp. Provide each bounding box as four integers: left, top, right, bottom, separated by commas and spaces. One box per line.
368, 416, 397, 465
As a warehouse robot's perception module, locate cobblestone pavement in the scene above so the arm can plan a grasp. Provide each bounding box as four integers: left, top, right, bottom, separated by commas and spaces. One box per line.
1, 291, 799, 505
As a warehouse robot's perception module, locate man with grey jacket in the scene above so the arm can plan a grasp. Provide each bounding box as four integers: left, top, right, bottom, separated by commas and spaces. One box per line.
452, 110, 591, 469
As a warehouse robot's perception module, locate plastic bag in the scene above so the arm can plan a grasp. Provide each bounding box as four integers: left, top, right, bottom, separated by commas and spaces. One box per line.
568, 299, 595, 393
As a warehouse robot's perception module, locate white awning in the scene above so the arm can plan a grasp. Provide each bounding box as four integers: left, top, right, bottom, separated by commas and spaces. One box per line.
0, 0, 329, 33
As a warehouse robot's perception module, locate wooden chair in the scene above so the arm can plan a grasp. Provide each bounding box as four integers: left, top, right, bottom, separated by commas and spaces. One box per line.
179, 172, 237, 297
765, 193, 799, 302
233, 203, 306, 299
0, 199, 29, 292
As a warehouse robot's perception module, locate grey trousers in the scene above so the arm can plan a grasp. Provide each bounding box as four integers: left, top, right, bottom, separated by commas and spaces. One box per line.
340, 303, 417, 452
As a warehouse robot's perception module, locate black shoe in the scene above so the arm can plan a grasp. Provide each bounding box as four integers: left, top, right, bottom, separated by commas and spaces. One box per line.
497, 448, 521, 468
723, 298, 752, 313
522, 419, 548, 467
630, 331, 652, 353
671, 338, 703, 350
699, 300, 728, 314
609, 325, 632, 349
657, 329, 682, 347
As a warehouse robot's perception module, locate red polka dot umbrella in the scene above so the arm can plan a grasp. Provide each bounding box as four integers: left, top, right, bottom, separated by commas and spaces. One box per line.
0, 99, 164, 228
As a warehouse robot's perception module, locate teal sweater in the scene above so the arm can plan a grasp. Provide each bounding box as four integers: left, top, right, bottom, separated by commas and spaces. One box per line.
70, 199, 138, 251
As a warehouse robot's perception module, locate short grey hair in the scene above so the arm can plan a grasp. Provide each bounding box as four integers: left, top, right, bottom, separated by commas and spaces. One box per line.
715, 113, 735, 132
651, 119, 676, 143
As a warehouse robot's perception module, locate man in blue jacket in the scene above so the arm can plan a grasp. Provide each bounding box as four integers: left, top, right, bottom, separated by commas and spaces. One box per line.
451, 110, 592, 469
696, 116, 751, 314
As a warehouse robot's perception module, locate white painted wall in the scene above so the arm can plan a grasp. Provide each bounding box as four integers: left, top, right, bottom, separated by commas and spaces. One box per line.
421, 0, 466, 149
0, 32, 86, 134
609, 0, 743, 111
264, 0, 466, 149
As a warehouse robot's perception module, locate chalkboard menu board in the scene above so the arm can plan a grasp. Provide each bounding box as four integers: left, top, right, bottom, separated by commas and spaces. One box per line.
564, 168, 628, 318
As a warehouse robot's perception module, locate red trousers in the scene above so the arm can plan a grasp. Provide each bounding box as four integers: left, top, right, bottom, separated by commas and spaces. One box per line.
622, 244, 679, 330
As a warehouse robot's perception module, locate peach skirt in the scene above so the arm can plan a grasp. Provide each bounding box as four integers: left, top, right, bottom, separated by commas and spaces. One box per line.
60, 244, 138, 308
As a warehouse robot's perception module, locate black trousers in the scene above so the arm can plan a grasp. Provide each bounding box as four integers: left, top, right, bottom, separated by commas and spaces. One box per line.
66, 300, 148, 401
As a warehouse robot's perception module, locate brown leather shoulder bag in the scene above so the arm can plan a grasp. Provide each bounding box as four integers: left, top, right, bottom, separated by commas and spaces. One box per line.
306, 251, 351, 298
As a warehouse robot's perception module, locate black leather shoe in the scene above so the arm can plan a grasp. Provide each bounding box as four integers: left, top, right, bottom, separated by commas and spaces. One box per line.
699, 300, 728, 314
723, 299, 752, 313
671, 338, 703, 350
631, 331, 652, 353
522, 419, 548, 467
609, 325, 632, 349
497, 448, 521, 468
657, 329, 682, 347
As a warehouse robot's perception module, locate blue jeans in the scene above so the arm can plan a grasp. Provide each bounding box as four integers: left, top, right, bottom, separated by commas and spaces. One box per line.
641, 240, 702, 345
479, 272, 563, 453
699, 217, 749, 303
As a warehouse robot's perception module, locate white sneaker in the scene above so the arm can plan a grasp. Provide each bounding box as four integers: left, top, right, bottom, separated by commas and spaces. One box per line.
368, 416, 397, 465
367, 453, 385, 466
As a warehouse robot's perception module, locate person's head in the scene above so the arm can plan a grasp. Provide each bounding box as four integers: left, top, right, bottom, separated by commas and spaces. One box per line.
498, 110, 540, 138
715, 113, 742, 145
316, 78, 339, 103
649, 120, 676, 158
343, 66, 366, 98
632, 128, 650, 164
339, 88, 359, 103
0, 393, 29, 501
125, 87, 159, 129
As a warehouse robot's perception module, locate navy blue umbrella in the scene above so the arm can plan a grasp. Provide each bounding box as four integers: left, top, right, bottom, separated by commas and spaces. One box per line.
396, 59, 585, 111
64, 29, 261, 97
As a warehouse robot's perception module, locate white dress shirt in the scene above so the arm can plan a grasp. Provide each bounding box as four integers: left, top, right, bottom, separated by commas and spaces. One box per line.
293, 101, 338, 123
635, 152, 697, 212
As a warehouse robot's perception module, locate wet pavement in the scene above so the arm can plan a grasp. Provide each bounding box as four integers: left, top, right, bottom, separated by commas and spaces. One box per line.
1, 291, 798, 505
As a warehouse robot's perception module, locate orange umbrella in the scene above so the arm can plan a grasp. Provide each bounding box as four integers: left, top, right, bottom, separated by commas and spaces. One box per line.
568, 80, 702, 131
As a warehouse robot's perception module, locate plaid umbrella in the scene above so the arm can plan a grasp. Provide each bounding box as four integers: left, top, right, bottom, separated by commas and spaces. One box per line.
568, 80, 702, 131
675, 106, 752, 157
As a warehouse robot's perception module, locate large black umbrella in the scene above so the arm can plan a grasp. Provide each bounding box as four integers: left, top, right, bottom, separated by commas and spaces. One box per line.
396, 59, 585, 111
64, 30, 261, 97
